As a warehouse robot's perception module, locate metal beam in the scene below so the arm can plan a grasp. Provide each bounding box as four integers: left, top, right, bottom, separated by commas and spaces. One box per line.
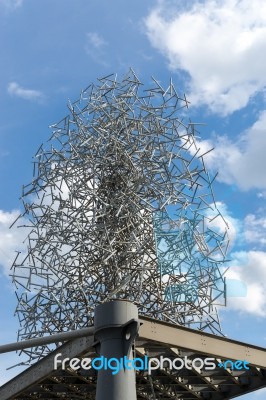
138, 316, 266, 368
0, 335, 95, 400
0, 327, 94, 354
0, 316, 266, 400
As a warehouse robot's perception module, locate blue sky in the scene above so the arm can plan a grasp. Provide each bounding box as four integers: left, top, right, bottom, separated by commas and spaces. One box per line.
0, 0, 266, 397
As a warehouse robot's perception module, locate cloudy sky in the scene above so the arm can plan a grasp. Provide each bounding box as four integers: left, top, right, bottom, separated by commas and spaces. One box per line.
0, 0, 266, 397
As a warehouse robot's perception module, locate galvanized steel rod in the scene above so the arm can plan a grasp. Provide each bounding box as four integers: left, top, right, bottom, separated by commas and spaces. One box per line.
0, 326, 94, 354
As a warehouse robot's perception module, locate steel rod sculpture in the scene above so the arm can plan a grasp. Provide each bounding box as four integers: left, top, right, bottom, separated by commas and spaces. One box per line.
11, 69, 229, 363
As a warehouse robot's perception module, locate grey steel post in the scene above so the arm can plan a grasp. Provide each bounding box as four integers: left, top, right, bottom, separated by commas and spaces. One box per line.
94, 300, 139, 400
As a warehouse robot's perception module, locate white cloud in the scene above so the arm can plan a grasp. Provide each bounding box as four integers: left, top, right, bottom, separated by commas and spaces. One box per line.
204, 202, 266, 317
86, 32, 107, 49
244, 214, 266, 246
194, 110, 266, 190
0, 0, 22, 10
85, 32, 109, 66
257, 191, 266, 199
0, 210, 29, 276
206, 202, 240, 248
7, 82, 45, 102
145, 0, 266, 115
225, 251, 266, 317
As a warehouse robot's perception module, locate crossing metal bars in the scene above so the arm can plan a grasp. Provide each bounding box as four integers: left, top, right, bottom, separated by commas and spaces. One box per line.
11, 69, 229, 364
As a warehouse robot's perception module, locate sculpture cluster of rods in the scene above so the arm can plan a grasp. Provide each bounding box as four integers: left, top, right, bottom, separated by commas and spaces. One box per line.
11, 69, 229, 363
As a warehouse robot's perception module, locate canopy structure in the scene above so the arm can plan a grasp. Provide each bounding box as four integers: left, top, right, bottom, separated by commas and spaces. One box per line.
0, 316, 265, 400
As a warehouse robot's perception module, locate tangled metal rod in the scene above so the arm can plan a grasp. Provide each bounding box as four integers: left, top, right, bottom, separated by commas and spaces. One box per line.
11, 69, 229, 363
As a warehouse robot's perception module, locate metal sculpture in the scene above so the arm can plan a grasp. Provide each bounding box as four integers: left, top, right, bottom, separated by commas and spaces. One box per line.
11, 69, 229, 363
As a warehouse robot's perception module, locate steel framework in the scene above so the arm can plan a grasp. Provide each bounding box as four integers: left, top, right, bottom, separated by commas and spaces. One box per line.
1, 316, 266, 399
11, 69, 229, 363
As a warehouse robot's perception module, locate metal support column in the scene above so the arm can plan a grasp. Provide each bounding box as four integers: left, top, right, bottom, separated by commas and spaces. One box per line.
94, 300, 139, 400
